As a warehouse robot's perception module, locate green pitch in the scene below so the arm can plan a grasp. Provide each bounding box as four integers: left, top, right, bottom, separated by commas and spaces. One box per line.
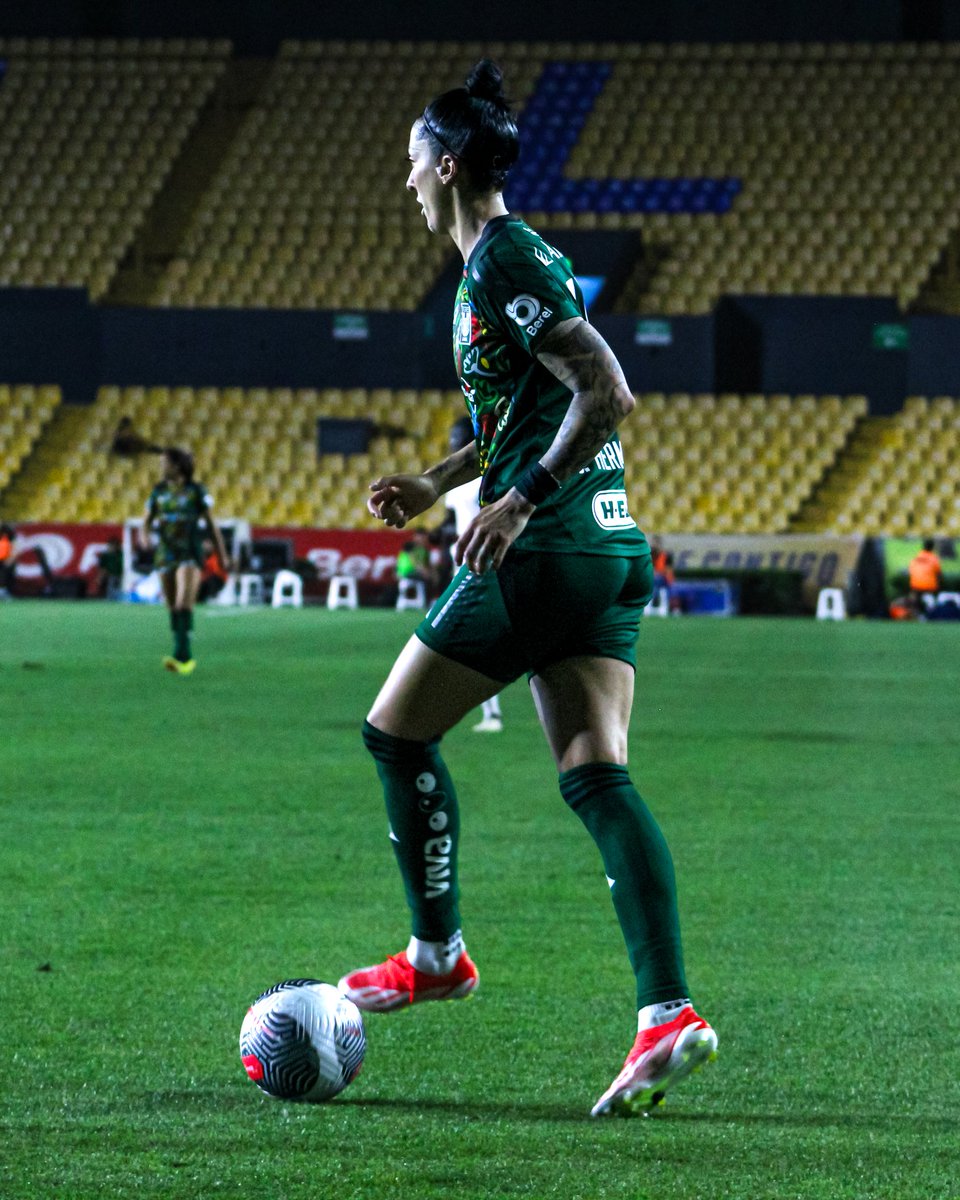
2, 602, 958, 1200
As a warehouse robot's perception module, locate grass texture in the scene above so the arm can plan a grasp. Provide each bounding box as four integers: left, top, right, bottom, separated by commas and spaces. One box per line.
2, 602, 958, 1199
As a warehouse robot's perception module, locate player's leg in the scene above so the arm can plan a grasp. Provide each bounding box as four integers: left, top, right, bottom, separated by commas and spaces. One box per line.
171, 562, 202, 669
343, 560, 518, 1011
532, 655, 716, 1115
340, 635, 504, 1011
160, 568, 181, 671
472, 691, 503, 732
532, 654, 692, 1011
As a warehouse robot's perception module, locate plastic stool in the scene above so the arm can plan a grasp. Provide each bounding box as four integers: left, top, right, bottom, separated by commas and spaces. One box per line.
237, 574, 264, 606
396, 577, 427, 611
271, 569, 303, 609
816, 587, 846, 620
327, 575, 358, 610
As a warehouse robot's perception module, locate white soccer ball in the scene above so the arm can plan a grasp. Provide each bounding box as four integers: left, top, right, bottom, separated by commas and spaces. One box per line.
239, 978, 366, 1102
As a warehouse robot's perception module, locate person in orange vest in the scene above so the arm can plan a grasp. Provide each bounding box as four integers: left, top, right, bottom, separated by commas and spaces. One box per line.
198, 538, 229, 603
650, 537, 676, 610
908, 539, 942, 608
0, 523, 19, 598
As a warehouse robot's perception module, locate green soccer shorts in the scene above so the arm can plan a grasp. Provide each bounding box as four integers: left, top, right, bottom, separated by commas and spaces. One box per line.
416, 549, 654, 683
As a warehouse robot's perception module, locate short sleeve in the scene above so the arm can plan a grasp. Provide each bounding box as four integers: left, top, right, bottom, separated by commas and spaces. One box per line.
472, 250, 584, 357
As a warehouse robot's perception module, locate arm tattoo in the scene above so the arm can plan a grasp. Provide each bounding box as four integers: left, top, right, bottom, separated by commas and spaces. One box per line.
535, 318, 636, 482
424, 440, 481, 495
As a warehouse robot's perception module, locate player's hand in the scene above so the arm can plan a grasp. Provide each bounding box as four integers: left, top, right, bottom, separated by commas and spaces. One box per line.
454, 489, 535, 574
368, 474, 439, 529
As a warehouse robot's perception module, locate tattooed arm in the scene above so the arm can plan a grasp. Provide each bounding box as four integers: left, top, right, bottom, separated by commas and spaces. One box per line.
369, 440, 480, 529
535, 316, 636, 481
453, 317, 635, 574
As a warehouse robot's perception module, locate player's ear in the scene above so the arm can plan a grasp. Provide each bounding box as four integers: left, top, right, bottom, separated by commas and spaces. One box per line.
436, 153, 459, 185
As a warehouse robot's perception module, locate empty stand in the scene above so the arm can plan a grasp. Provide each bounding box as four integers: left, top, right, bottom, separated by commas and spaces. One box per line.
150, 42, 546, 310
792, 394, 960, 535
0, 385, 61, 497
9, 388, 955, 539
0, 39, 957, 312
0, 38, 228, 298
0, 385, 460, 528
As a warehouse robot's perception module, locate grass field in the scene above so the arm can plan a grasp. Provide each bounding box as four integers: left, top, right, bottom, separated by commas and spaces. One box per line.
2, 601, 958, 1200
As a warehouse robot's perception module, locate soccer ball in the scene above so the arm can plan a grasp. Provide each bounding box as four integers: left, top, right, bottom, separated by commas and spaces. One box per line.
239, 979, 366, 1102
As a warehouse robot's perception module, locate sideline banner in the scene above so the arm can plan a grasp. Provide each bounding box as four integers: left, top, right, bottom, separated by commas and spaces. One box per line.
11, 523, 408, 595
253, 526, 407, 583
655, 534, 864, 608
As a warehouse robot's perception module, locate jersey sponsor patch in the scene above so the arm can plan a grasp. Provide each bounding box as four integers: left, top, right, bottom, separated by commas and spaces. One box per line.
505, 294, 541, 326
457, 302, 472, 346
592, 490, 636, 530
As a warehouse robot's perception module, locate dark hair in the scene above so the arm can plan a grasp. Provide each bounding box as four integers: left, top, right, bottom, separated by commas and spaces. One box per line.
164, 446, 195, 482
420, 59, 519, 192
923, 537, 936, 552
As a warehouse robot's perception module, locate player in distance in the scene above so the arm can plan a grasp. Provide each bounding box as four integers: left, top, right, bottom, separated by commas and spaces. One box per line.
138, 447, 230, 675
339, 60, 717, 1117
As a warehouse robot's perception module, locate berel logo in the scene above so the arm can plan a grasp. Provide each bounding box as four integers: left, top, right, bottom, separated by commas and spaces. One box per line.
525, 308, 553, 337
592, 490, 636, 529
505, 294, 541, 326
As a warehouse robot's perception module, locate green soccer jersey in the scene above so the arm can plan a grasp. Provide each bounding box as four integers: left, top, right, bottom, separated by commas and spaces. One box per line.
453, 214, 647, 557
147, 480, 212, 567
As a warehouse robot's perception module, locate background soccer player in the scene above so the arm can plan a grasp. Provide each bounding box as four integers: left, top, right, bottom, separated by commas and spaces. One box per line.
339, 60, 717, 1117
444, 415, 504, 732
139, 447, 230, 674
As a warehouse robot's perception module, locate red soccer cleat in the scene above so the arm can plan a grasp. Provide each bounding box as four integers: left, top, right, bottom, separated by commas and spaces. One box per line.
338, 950, 479, 1012
591, 1005, 718, 1117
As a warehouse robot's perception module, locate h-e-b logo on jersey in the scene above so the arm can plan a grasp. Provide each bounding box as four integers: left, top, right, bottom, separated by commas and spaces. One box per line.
506, 294, 552, 338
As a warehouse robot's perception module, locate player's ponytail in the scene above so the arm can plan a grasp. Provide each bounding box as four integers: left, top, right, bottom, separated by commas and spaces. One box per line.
420, 59, 519, 192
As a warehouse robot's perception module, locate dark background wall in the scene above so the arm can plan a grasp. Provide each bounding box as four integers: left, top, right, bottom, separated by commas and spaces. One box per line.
715, 298, 910, 414
0, 0, 933, 51
2, 289, 956, 408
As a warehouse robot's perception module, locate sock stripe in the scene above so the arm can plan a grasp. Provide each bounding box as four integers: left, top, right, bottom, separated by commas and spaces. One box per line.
559, 762, 631, 808
362, 720, 436, 766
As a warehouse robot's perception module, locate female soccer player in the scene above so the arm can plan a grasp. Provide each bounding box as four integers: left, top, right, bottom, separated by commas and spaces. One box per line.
139, 448, 229, 674
339, 61, 717, 1117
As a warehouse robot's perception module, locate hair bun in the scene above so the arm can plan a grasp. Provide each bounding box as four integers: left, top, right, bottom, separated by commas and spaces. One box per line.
465, 59, 508, 107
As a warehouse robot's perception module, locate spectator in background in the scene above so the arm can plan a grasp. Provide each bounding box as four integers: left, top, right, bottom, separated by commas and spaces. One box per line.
395, 528, 437, 596
198, 538, 229, 603
650, 537, 676, 610
908, 538, 942, 610
0, 522, 19, 598
92, 536, 123, 599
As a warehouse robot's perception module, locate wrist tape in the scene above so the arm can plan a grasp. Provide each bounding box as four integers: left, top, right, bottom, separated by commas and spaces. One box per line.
514, 462, 561, 506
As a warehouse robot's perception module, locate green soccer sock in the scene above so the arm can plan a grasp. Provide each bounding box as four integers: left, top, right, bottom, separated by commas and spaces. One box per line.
361, 720, 461, 942
559, 762, 688, 1009
173, 608, 193, 662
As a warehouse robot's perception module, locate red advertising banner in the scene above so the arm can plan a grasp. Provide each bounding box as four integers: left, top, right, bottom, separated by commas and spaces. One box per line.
9, 523, 409, 595
253, 526, 408, 583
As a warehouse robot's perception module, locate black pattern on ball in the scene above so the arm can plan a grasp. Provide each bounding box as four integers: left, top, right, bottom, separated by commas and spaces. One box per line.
240, 979, 366, 1103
